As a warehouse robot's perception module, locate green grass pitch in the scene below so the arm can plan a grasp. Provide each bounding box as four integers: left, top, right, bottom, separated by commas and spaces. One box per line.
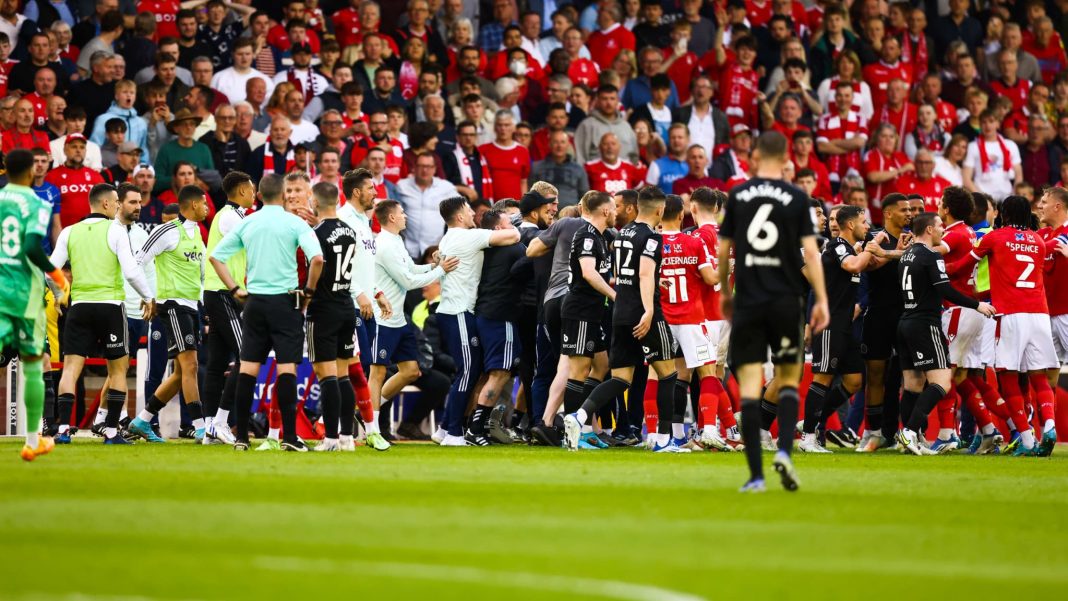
2, 439, 1067, 600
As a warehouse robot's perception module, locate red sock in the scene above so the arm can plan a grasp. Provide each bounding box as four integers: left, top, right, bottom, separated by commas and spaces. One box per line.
957, 378, 992, 429
998, 372, 1027, 432
936, 388, 958, 432
974, 376, 1010, 420
697, 376, 718, 430
1029, 373, 1056, 425
267, 396, 282, 430
715, 382, 737, 430
348, 361, 374, 423
643, 379, 658, 436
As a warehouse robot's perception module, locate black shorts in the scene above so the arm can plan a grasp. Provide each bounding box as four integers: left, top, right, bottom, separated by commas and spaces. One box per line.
560, 318, 606, 357
609, 321, 677, 368
239, 294, 305, 364
63, 303, 128, 359
811, 318, 864, 375
307, 316, 356, 363
896, 318, 950, 371
160, 302, 201, 358
204, 290, 243, 354
862, 308, 901, 360
729, 296, 805, 367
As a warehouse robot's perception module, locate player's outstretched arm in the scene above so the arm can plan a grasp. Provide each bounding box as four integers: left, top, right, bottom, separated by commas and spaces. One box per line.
489, 228, 521, 247
526, 237, 551, 257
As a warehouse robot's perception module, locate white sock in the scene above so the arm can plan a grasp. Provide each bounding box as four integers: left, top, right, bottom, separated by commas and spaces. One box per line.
119, 406, 128, 419
267, 427, 280, 440
1044, 419, 1056, 433
760, 428, 771, 438
138, 409, 154, 422
95, 407, 107, 423
192, 418, 205, 429
323, 436, 337, 443
981, 423, 995, 436
581, 424, 593, 433
365, 415, 380, 434
702, 424, 715, 435
58, 424, 69, 434
105, 427, 117, 438
1021, 429, 1036, 448
803, 432, 816, 444
26, 432, 38, 448
214, 409, 229, 425
656, 432, 670, 446
575, 408, 588, 424
671, 423, 685, 439
340, 434, 353, 443
938, 428, 954, 440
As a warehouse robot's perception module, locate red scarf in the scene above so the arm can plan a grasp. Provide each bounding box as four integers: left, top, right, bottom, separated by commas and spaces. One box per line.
880, 101, 910, 149
978, 135, 1012, 173
901, 33, 928, 78
263, 145, 295, 175
286, 68, 318, 106
912, 124, 945, 153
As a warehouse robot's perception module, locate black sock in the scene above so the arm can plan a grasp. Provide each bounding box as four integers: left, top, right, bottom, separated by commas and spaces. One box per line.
563, 379, 585, 414
582, 377, 601, 399
220, 367, 237, 412
579, 377, 629, 423
866, 404, 883, 432
43, 370, 56, 425
759, 399, 778, 430
234, 373, 256, 442
480, 405, 493, 429
777, 386, 800, 454
319, 376, 340, 439
741, 400, 763, 480
337, 376, 355, 436
672, 378, 690, 424
597, 400, 615, 430
186, 400, 204, 422
276, 373, 298, 443
105, 389, 125, 429
656, 372, 677, 435
803, 382, 828, 434
899, 390, 919, 434
469, 406, 487, 434
818, 383, 851, 428
146, 394, 166, 415
57, 393, 74, 428
203, 366, 224, 419
907, 383, 946, 433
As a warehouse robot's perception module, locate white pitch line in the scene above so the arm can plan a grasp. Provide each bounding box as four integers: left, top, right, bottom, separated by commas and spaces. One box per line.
255, 555, 708, 601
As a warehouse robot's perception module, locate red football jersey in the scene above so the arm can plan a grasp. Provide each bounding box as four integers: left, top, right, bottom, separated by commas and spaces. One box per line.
46, 165, 105, 228
138, 1, 179, 41
990, 77, 1032, 112
942, 220, 978, 305
862, 61, 912, 114
1041, 223, 1068, 316
1021, 36, 1068, 85
586, 24, 635, 71
568, 58, 600, 88
691, 223, 723, 322
933, 100, 958, 131
660, 230, 713, 324
863, 150, 909, 222
718, 62, 760, 130
331, 7, 361, 49
877, 102, 918, 150
479, 142, 530, 200
1, 128, 50, 155
746, 0, 774, 28
585, 158, 642, 194
816, 110, 867, 180
662, 48, 699, 105
894, 173, 950, 212
22, 92, 48, 128
971, 227, 1049, 314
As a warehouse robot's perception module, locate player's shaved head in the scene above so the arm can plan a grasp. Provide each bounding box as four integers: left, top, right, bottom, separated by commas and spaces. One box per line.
88, 183, 117, 209
637, 185, 666, 212
177, 184, 205, 209
3, 149, 33, 181
312, 182, 339, 209
259, 173, 285, 204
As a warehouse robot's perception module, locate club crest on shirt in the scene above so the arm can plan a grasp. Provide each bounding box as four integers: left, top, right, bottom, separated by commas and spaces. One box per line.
583, 238, 593, 251
645, 239, 657, 253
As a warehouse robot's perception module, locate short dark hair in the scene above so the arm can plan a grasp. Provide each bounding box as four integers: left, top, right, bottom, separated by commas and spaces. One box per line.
222, 170, 252, 197
89, 183, 117, 208
340, 81, 364, 96
637, 185, 666, 211
940, 186, 975, 222
177, 184, 205, 208
105, 117, 127, 133
480, 208, 506, 229
101, 10, 125, 32
912, 211, 940, 236
312, 182, 339, 208
582, 190, 612, 213
4, 149, 33, 179
662, 194, 684, 221
439, 196, 470, 223
796, 168, 816, 180
836, 204, 865, 227
756, 130, 788, 159
259, 173, 285, 203
375, 199, 401, 224
1001, 195, 1033, 229
650, 74, 671, 91
596, 84, 619, 96
163, 203, 180, 216
690, 187, 725, 211
882, 192, 908, 207
970, 191, 994, 224
116, 182, 140, 201
342, 167, 373, 199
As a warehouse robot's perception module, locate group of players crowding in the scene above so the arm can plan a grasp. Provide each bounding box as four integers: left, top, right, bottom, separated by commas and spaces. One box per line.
3, 127, 1066, 492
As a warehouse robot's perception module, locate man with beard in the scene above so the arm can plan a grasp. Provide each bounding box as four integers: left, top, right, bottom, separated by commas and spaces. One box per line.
349, 111, 404, 183
45, 134, 106, 227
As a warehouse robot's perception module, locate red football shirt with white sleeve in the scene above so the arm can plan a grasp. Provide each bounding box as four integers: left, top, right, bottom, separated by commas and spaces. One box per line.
138, 1, 180, 41
942, 220, 978, 305
1041, 223, 1068, 316
970, 227, 1049, 314
862, 61, 911, 114
586, 24, 635, 71
718, 61, 760, 130
816, 110, 867, 181
479, 141, 530, 201
46, 165, 106, 228
568, 58, 601, 88
691, 223, 723, 322
331, 7, 362, 49
746, 0, 774, 28
659, 231, 712, 325
585, 158, 642, 194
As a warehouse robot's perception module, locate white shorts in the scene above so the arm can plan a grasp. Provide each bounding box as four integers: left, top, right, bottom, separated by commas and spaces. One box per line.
1052, 314, 1068, 364
711, 319, 731, 366
670, 322, 716, 369
941, 306, 986, 369
995, 313, 1059, 372
980, 317, 996, 367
